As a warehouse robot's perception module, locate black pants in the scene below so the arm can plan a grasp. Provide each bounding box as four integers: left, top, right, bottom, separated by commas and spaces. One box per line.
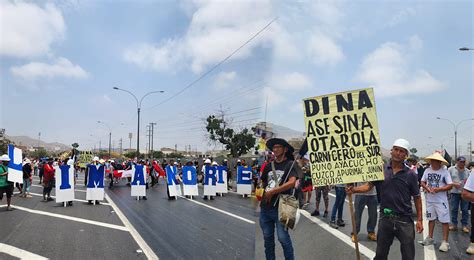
374, 215, 415, 260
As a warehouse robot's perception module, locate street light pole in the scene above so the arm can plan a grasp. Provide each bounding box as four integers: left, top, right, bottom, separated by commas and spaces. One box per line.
436, 117, 474, 160
113, 87, 164, 159
98, 121, 112, 159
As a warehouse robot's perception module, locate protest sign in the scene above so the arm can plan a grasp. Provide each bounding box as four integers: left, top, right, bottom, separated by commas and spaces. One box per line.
216, 166, 228, 194
86, 164, 105, 201
166, 165, 182, 197
303, 88, 384, 187
7, 144, 22, 183
131, 165, 146, 197
236, 166, 252, 195
78, 151, 93, 168
55, 164, 75, 203
182, 166, 198, 196
203, 166, 217, 196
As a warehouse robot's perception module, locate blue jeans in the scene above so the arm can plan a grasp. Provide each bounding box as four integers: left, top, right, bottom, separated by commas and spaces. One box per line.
22, 178, 31, 195
331, 187, 346, 221
259, 207, 294, 260
354, 195, 378, 234
450, 193, 469, 227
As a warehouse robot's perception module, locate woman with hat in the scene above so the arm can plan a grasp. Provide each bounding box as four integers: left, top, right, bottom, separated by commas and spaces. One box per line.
21, 158, 33, 198
0, 154, 14, 211
419, 152, 453, 252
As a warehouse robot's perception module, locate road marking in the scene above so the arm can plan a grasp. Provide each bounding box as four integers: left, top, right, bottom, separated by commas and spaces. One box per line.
420, 193, 437, 260
300, 210, 376, 259
104, 193, 159, 260
0, 243, 48, 259
14, 192, 111, 206
179, 196, 256, 224
0, 205, 128, 231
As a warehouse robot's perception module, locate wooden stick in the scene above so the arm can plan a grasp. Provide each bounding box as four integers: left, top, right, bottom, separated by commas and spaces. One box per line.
348, 193, 361, 260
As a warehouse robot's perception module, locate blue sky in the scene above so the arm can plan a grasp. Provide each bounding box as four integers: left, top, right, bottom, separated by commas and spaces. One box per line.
1, 0, 472, 156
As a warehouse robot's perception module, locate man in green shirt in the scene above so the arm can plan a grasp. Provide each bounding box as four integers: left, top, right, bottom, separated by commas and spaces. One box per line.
0, 154, 13, 211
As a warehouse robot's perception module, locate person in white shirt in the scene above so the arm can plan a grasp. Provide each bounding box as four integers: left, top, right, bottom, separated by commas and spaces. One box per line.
461, 162, 474, 254
419, 152, 453, 252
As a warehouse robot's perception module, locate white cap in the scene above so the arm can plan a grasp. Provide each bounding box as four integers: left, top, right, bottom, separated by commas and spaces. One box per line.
0, 154, 10, 161
212, 161, 218, 166
237, 159, 241, 162
393, 138, 410, 153
173, 162, 178, 165
204, 159, 211, 164
93, 156, 99, 161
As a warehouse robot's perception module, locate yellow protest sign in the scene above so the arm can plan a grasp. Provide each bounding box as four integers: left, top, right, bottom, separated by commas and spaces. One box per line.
78, 150, 93, 167
303, 88, 384, 187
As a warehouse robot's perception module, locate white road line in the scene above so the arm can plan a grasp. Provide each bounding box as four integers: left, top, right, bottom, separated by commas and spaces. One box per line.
300, 210, 376, 259
0, 205, 128, 232
0, 243, 48, 259
14, 192, 111, 206
178, 196, 255, 224
420, 193, 437, 260
104, 193, 159, 260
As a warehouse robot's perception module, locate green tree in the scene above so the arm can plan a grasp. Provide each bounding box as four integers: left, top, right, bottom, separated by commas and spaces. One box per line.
152, 151, 164, 158
72, 143, 79, 149
206, 114, 256, 157
28, 148, 49, 159
409, 148, 418, 155
168, 152, 184, 158
0, 137, 14, 155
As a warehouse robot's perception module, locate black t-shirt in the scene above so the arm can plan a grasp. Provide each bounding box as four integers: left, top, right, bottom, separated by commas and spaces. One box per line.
260, 159, 298, 209
22, 164, 32, 178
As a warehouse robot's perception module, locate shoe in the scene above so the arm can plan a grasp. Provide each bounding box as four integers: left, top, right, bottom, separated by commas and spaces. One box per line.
68, 201, 73, 206
351, 234, 356, 243
329, 220, 338, 229
418, 237, 434, 246
337, 219, 346, 227
142, 196, 147, 200
449, 225, 457, 231
462, 226, 470, 233
47, 197, 54, 201
323, 211, 328, 218
26, 195, 32, 198
6, 206, 12, 211
466, 242, 474, 255
311, 210, 320, 217
368, 232, 377, 241
439, 240, 449, 252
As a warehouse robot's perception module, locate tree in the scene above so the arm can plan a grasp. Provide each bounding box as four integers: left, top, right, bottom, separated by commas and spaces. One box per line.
72, 143, 79, 149
167, 152, 184, 158
152, 151, 164, 158
0, 137, 14, 155
206, 114, 256, 157
28, 148, 49, 159
409, 148, 418, 155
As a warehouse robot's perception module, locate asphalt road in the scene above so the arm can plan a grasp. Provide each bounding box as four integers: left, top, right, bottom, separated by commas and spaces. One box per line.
255, 188, 473, 260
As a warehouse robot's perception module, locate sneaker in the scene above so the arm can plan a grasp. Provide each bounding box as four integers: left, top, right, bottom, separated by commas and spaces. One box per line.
337, 219, 346, 227
449, 225, 457, 231
329, 220, 339, 229
351, 234, 357, 243
462, 226, 470, 233
323, 211, 328, 218
466, 242, 474, 255
311, 210, 320, 217
47, 197, 54, 201
368, 232, 377, 241
418, 237, 435, 246
439, 240, 449, 252
26, 194, 33, 198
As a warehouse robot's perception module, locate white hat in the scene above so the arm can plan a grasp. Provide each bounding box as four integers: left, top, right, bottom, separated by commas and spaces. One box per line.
93, 156, 99, 161
0, 154, 10, 161
204, 159, 211, 164
425, 152, 449, 166
212, 161, 218, 166
392, 139, 410, 153
99, 159, 106, 164
173, 162, 178, 165
237, 159, 241, 162
23, 158, 31, 164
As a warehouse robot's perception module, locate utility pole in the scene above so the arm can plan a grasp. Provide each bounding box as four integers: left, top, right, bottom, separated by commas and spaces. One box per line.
175, 144, 177, 152
119, 138, 123, 155
38, 132, 41, 149
468, 141, 472, 162
150, 122, 157, 159
146, 124, 151, 158
99, 140, 101, 152
128, 133, 132, 150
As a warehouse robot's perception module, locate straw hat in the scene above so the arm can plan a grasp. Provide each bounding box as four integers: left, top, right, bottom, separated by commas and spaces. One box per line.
425, 152, 448, 166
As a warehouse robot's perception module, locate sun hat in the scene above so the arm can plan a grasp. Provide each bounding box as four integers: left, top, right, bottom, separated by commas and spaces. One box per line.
425, 152, 448, 166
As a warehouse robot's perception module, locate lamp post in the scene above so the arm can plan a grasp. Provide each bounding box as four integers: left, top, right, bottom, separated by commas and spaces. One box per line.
113, 87, 164, 158
459, 47, 474, 51
97, 121, 112, 159
436, 117, 474, 159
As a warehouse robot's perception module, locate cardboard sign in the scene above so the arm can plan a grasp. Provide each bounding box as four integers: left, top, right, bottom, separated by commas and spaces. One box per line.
131, 165, 146, 197
55, 165, 75, 203
86, 164, 105, 201
216, 166, 228, 194
7, 144, 23, 183
203, 166, 217, 196
166, 165, 182, 197
303, 88, 384, 186
236, 166, 252, 195
182, 166, 198, 196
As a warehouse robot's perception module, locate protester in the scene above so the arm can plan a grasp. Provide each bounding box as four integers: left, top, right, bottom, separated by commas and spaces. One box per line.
301, 166, 312, 209
259, 138, 298, 260
0, 154, 13, 211
347, 138, 423, 260
42, 158, 55, 202
311, 185, 329, 217
461, 164, 474, 254
448, 156, 470, 233
86, 157, 102, 205
419, 152, 453, 252
352, 182, 378, 242
21, 158, 33, 198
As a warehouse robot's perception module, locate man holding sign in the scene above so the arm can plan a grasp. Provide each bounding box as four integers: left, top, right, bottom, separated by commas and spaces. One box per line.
0, 155, 13, 211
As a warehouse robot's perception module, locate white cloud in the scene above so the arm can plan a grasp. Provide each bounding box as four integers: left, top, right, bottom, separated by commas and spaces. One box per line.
355, 40, 445, 97
123, 40, 183, 72
262, 86, 285, 107
308, 31, 344, 66
10, 57, 88, 81
213, 71, 237, 90
0, 2, 65, 57
409, 35, 423, 51
387, 7, 416, 27
271, 72, 311, 90
290, 102, 303, 113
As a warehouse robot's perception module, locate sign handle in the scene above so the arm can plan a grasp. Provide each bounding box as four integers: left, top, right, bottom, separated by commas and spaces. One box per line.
348, 192, 361, 260
64, 202, 66, 208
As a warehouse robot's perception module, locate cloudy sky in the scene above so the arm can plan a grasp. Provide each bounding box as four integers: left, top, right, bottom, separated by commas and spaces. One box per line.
1, 0, 472, 156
